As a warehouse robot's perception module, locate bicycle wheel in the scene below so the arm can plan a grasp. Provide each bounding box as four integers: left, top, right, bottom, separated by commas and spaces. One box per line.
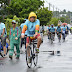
33, 47, 38, 66
26, 46, 32, 68
51, 34, 53, 44
58, 34, 60, 42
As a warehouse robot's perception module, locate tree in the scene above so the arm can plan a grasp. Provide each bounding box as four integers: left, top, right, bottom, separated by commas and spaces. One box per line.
60, 16, 70, 24
37, 7, 52, 26
59, 17, 65, 23
49, 17, 59, 26
7, 0, 44, 17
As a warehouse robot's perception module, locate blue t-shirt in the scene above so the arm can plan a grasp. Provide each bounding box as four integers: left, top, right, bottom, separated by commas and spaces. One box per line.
56, 26, 61, 32
0, 22, 7, 36
47, 27, 51, 31
50, 27, 55, 32
62, 26, 67, 31
20, 23, 27, 35
25, 19, 40, 36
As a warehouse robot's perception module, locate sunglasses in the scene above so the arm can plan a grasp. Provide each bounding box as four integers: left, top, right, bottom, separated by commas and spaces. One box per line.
12, 22, 16, 24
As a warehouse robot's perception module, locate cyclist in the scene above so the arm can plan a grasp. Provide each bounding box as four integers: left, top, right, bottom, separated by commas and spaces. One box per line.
47, 25, 51, 39
56, 24, 62, 39
70, 27, 72, 34
21, 12, 42, 61
20, 19, 27, 53
66, 25, 69, 34
62, 24, 67, 40
39, 25, 43, 43
50, 24, 56, 40
9, 20, 21, 59
42, 25, 44, 35
0, 17, 7, 57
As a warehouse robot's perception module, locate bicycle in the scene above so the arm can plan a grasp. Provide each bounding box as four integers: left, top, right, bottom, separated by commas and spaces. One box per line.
49, 32, 54, 44
57, 32, 61, 42
26, 37, 38, 68
62, 31, 66, 42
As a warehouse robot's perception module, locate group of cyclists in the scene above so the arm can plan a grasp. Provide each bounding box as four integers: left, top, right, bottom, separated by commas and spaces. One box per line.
47, 23, 69, 42
0, 11, 71, 66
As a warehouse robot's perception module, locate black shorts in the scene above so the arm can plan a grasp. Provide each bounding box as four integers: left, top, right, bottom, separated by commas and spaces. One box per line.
0, 36, 6, 46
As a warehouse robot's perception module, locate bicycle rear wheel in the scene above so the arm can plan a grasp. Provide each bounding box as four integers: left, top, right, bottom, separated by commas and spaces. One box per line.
33, 47, 38, 66
26, 46, 32, 68
51, 34, 53, 44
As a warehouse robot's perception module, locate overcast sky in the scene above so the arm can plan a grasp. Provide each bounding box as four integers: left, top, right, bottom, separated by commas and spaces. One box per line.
42, 0, 72, 12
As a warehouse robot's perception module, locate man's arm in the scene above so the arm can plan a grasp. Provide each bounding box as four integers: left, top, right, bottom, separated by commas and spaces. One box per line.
1, 28, 5, 36
21, 25, 27, 38
1, 24, 5, 37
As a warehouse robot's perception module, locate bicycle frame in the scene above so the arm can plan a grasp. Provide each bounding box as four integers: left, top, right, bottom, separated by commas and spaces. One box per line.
26, 37, 38, 68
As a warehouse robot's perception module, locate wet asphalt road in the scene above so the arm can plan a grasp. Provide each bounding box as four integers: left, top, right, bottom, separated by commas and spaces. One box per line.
0, 33, 72, 72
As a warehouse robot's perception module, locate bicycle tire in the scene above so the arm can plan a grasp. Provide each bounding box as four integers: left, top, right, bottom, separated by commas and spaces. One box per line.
33, 47, 38, 66
26, 46, 32, 68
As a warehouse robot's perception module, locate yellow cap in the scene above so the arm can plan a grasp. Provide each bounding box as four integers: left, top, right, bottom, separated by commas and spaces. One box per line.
28, 12, 37, 21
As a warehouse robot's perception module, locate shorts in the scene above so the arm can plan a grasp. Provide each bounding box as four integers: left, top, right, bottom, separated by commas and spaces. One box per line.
0, 36, 6, 46
26, 34, 40, 43
50, 32, 55, 34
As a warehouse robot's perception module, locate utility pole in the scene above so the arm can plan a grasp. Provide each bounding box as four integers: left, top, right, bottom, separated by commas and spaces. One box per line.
56, 7, 57, 18
49, 3, 50, 11
53, 5, 54, 12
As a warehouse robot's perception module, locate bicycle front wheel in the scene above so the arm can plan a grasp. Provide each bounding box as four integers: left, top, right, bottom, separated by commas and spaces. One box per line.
26, 46, 32, 68
33, 47, 38, 66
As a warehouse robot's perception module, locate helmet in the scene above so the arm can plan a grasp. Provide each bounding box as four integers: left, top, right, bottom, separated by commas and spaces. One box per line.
51, 24, 54, 26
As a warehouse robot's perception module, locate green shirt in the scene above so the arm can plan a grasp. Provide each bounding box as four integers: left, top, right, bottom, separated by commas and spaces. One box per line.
9, 27, 21, 44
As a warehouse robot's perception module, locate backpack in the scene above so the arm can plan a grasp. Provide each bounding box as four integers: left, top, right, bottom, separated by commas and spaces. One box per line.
10, 27, 18, 36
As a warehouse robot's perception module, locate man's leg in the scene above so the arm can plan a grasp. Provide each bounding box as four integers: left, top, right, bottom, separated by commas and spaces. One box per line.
9, 42, 14, 59
20, 38, 24, 48
1, 37, 6, 56
26, 37, 30, 56
37, 36, 42, 48
15, 44, 20, 59
24, 36, 27, 49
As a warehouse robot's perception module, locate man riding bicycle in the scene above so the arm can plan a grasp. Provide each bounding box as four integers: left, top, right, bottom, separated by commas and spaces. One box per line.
62, 24, 67, 40
56, 24, 62, 39
21, 12, 42, 54
50, 24, 56, 40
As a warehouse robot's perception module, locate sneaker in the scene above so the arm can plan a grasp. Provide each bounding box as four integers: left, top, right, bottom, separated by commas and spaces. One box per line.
36, 48, 39, 53
28, 57, 32, 63
9, 55, 12, 60
3, 54, 7, 58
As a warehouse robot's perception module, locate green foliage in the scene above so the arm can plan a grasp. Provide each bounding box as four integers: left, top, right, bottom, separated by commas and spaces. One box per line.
49, 17, 59, 26
59, 17, 65, 23
60, 16, 70, 23
5, 18, 12, 36
7, 0, 44, 17
37, 7, 52, 26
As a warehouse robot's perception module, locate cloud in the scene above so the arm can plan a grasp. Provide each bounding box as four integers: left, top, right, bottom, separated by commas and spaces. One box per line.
42, 0, 72, 11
